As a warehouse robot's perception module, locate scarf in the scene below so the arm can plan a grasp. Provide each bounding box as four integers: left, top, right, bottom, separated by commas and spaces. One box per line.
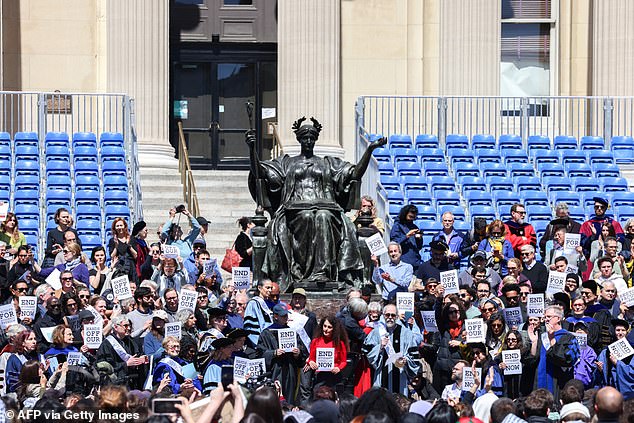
65, 257, 81, 271
449, 319, 463, 339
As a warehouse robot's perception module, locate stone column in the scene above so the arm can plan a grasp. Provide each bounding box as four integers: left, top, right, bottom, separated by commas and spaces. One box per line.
107, 0, 177, 168
278, 0, 343, 158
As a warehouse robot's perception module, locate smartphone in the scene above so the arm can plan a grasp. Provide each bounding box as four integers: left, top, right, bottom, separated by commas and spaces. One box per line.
152, 398, 181, 415
221, 365, 233, 389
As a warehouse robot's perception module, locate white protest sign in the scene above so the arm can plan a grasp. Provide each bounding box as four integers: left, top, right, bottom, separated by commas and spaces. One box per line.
421, 311, 438, 332
203, 258, 217, 276
501, 350, 522, 375
440, 270, 459, 295
18, 296, 37, 320
575, 333, 588, 350
546, 271, 566, 295
165, 322, 182, 339
608, 338, 634, 361
178, 289, 198, 312
620, 287, 634, 307
41, 326, 55, 343
396, 292, 415, 314
566, 264, 578, 275
503, 307, 523, 328
316, 348, 335, 372
233, 357, 266, 383
163, 244, 180, 259
277, 329, 297, 352
245, 358, 265, 380
465, 318, 486, 343
527, 294, 545, 317
111, 275, 133, 300
0, 303, 17, 329
366, 232, 388, 257
0, 202, 8, 221
564, 233, 581, 254
84, 324, 103, 349
462, 367, 482, 391
85, 305, 103, 325
232, 267, 251, 290
67, 352, 85, 366
45, 268, 62, 290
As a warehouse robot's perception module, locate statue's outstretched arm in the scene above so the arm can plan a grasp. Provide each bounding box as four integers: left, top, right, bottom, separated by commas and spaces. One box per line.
246, 130, 263, 177
351, 136, 387, 180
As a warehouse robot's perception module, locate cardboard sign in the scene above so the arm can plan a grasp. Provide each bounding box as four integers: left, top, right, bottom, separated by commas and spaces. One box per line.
232, 267, 251, 290
111, 275, 133, 300
462, 367, 482, 391
85, 305, 103, 325
527, 294, 545, 317
163, 244, 180, 259
608, 338, 634, 361
233, 357, 266, 384
84, 324, 103, 349
178, 289, 197, 312
45, 268, 62, 290
67, 352, 85, 366
575, 333, 588, 350
18, 296, 37, 320
546, 271, 566, 295
503, 307, 523, 328
0, 202, 8, 221
465, 318, 486, 343
396, 292, 415, 314
440, 270, 459, 295
41, 326, 56, 343
277, 329, 297, 352
203, 258, 217, 276
165, 322, 182, 340
501, 349, 522, 375
366, 232, 388, 257
620, 287, 634, 307
316, 347, 336, 372
564, 233, 581, 254
421, 311, 438, 332
0, 303, 17, 329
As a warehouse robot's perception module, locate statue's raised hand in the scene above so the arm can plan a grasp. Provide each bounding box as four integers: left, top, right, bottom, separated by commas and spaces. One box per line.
245, 129, 256, 148
369, 136, 387, 150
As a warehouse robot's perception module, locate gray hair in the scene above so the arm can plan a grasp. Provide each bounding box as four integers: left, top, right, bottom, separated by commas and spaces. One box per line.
625, 218, 634, 232
388, 242, 402, 253
520, 245, 535, 254
367, 301, 382, 314
346, 288, 362, 302
257, 278, 272, 288
382, 303, 397, 314
34, 283, 53, 298
176, 309, 194, 325
140, 280, 158, 291
112, 315, 130, 327
0, 241, 6, 248
555, 202, 569, 212
120, 298, 135, 310
348, 298, 368, 318
544, 305, 564, 319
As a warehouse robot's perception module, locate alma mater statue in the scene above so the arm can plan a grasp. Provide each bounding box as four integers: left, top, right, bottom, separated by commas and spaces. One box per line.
246, 117, 386, 291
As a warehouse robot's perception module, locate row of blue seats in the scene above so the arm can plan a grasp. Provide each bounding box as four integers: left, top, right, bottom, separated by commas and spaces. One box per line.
0, 131, 124, 149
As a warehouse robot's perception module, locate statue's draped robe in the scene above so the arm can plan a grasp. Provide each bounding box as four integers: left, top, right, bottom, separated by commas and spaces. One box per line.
250, 154, 363, 290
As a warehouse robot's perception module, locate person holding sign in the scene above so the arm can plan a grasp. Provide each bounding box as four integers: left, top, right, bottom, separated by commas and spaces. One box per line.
256, 304, 308, 405
33, 297, 66, 352
363, 304, 420, 395
544, 228, 587, 275
595, 319, 634, 396
430, 301, 467, 394
161, 206, 202, 260
153, 335, 202, 395
151, 257, 188, 297
469, 343, 503, 398
390, 205, 424, 272
571, 322, 597, 389
496, 330, 537, 399
301, 316, 348, 404
370, 242, 413, 302
416, 240, 454, 285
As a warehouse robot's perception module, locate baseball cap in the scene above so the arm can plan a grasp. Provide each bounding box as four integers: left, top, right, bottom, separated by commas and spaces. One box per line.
272, 304, 289, 316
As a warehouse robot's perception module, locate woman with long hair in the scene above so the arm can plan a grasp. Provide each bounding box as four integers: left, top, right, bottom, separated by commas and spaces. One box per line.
495, 329, 538, 399
43, 207, 79, 268
390, 204, 424, 272
0, 213, 26, 256
235, 216, 254, 269
245, 386, 283, 423
131, 220, 149, 279
60, 291, 81, 317
485, 312, 508, 358
38, 241, 90, 288
6, 330, 42, 393
431, 300, 467, 394
108, 217, 138, 280
152, 335, 202, 394
477, 220, 514, 276
89, 246, 112, 294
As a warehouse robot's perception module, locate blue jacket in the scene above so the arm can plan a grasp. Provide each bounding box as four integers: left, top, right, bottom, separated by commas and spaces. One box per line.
390, 222, 423, 269
184, 252, 223, 287
153, 355, 202, 395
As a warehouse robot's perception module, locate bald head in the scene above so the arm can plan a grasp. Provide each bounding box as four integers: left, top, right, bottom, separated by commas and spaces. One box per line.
594, 387, 623, 419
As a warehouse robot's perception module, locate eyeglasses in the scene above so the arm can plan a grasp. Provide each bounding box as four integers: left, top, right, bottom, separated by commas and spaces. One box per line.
473, 350, 485, 356
459, 293, 468, 298
62, 250, 70, 254
61, 277, 74, 281
491, 323, 503, 328
477, 289, 490, 294
505, 295, 519, 301
544, 315, 559, 321
166, 297, 178, 301
581, 291, 593, 296
14, 288, 28, 293
50, 304, 61, 309
491, 232, 502, 236
384, 313, 397, 318
482, 306, 496, 312
514, 211, 526, 215
66, 302, 78, 308
79, 294, 89, 299
594, 204, 606, 209
520, 252, 531, 256
117, 323, 131, 328
520, 292, 529, 297
167, 345, 180, 350
448, 309, 459, 314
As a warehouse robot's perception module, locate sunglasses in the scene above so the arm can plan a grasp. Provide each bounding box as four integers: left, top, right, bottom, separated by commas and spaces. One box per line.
79, 295, 89, 299
520, 252, 531, 256
61, 277, 74, 281
66, 302, 78, 307
483, 307, 496, 312
384, 313, 397, 318
14, 288, 28, 293
491, 323, 503, 328
63, 250, 70, 254
448, 309, 459, 314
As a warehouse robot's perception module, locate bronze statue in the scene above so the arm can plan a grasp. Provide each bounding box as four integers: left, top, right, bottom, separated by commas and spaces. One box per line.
246, 117, 386, 292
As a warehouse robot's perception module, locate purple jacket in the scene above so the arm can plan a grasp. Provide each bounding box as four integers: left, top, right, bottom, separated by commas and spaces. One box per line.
38, 263, 90, 288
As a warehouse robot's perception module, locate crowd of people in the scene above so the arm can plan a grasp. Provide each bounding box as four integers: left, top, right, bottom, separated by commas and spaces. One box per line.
0, 195, 631, 423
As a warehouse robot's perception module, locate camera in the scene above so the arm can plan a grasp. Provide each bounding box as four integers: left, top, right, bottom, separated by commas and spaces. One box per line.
175, 204, 186, 213
243, 374, 275, 392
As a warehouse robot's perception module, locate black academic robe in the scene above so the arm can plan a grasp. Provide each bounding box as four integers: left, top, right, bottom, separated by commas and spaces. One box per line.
96, 334, 148, 389
256, 324, 309, 405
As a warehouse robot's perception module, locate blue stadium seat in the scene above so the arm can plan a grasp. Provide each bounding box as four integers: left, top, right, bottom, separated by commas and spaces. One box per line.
553, 135, 577, 150
532, 150, 559, 164
45, 205, 60, 221
74, 146, 99, 162
476, 149, 502, 164
19, 218, 39, 236
434, 190, 461, 207
573, 177, 600, 192
79, 234, 102, 250
611, 136, 634, 163
493, 192, 521, 208
487, 176, 514, 193
551, 191, 581, 207
465, 191, 493, 207
520, 191, 549, 207
45, 132, 69, 148
14, 132, 38, 147
407, 191, 434, 208
430, 177, 456, 194
471, 134, 496, 150
388, 134, 413, 149
567, 206, 587, 221
15, 145, 39, 161
388, 204, 401, 218
611, 192, 634, 208
565, 163, 592, 178
601, 177, 628, 192
415, 134, 439, 150
445, 134, 469, 150
75, 189, 100, 207
47, 175, 71, 191
100, 132, 124, 149
73, 132, 98, 149
391, 148, 419, 165
14, 174, 39, 191
46, 189, 71, 207
514, 176, 542, 192
559, 150, 586, 165
533, 221, 548, 240
24, 234, 38, 249
587, 150, 615, 164
447, 148, 475, 165
0, 174, 9, 190
380, 175, 401, 191
76, 204, 102, 220
469, 205, 496, 221
0, 145, 10, 159
0, 190, 8, 203
105, 204, 131, 220
372, 147, 391, 164
527, 135, 551, 154
418, 148, 445, 163
45, 161, 70, 178
14, 190, 39, 207
503, 150, 529, 164
537, 163, 565, 178
580, 136, 604, 150
396, 162, 422, 177
384, 189, 405, 206
543, 176, 573, 193
508, 163, 535, 178
74, 161, 99, 177
498, 206, 513, 222
416, 205, 438, 222
498, 134, 523, 150
453, 162, 480, 178
453, 220, 470, 231
15, 160, 39, 177
591, 163, 620, 178
0, 132, 10, 148
75, 175, 101, 192
402, 175, 428, 193
480, 163, 507, 178
378, 162, 395, 176
418, 220, 442, 237
438, 205, 466, 221
15, 204, 40, 220
101, 146, 125, 162
76, 219, 102, 235
458, 176, 487, 194
423, 162, 449, 177
102, 161, 127, 178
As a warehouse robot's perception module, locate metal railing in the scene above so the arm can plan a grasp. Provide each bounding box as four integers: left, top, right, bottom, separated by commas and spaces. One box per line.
0, 91, 141, 259
177, 121, 200, 217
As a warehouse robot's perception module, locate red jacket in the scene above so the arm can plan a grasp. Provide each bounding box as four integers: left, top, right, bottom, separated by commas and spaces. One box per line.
504, 221, 537, 258
308, 337, 348, 371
